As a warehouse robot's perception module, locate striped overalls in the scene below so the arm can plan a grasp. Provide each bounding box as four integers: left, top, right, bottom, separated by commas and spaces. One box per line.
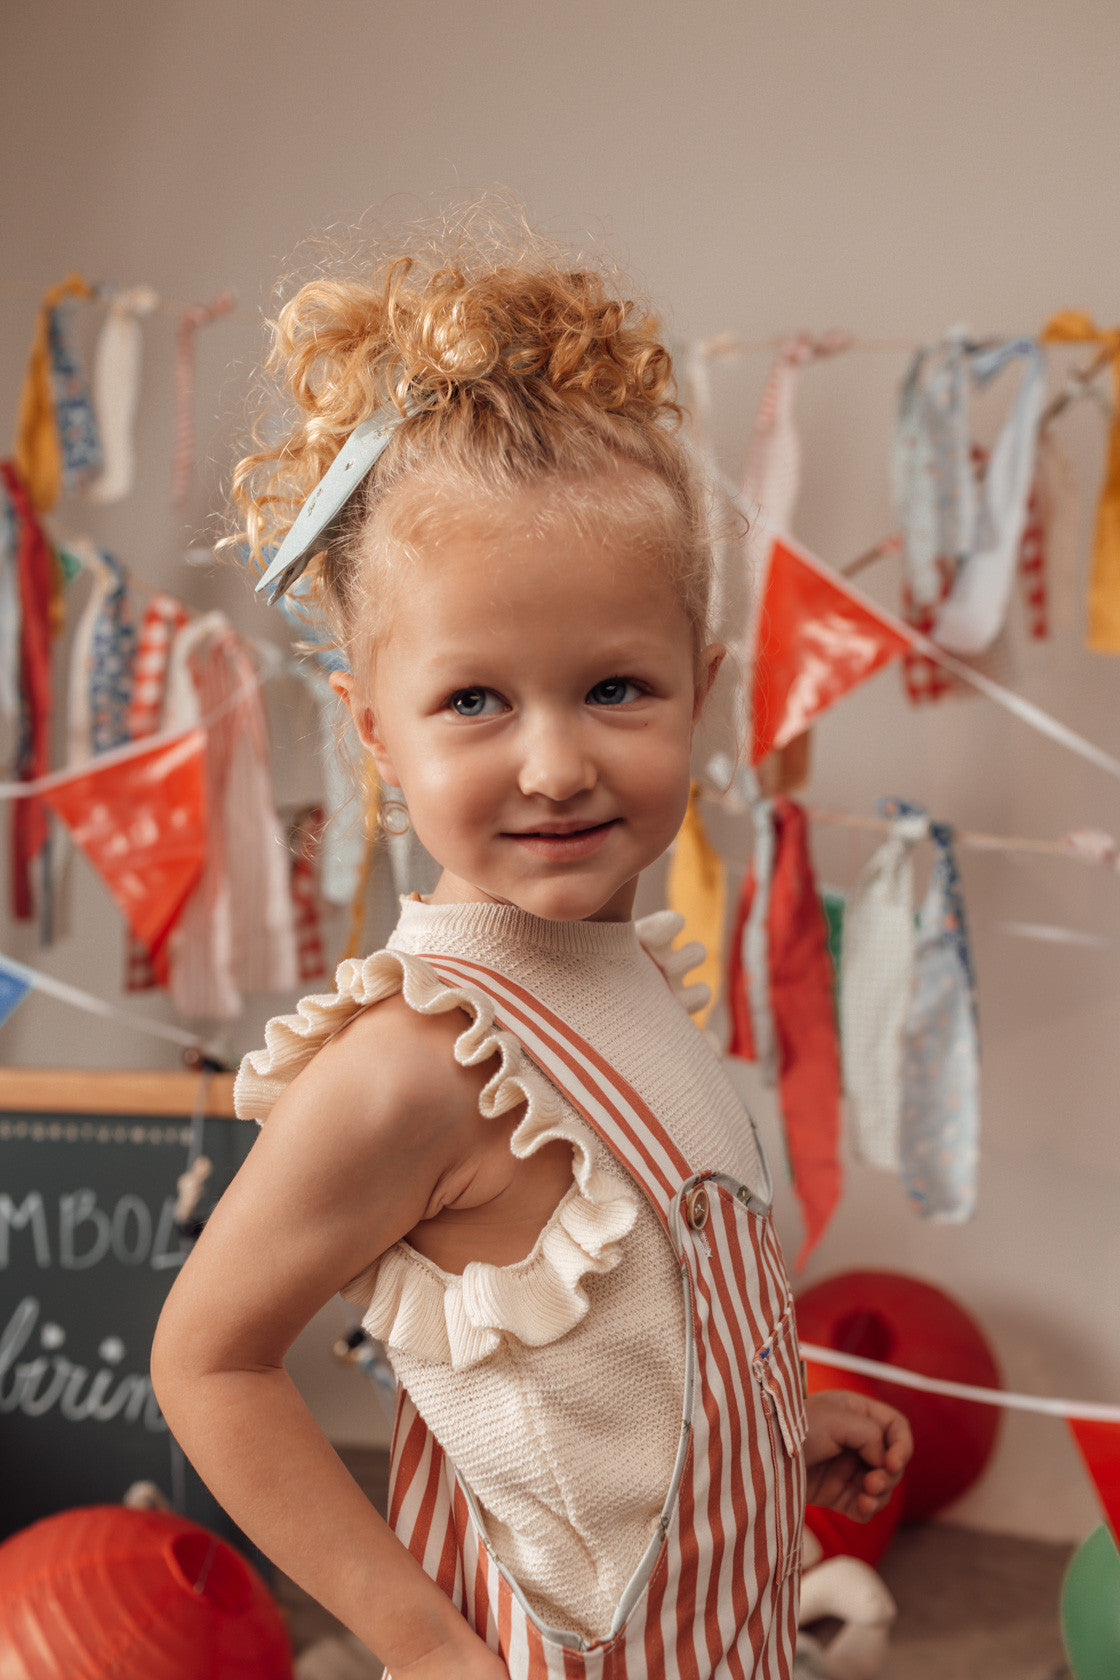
388, 954, 808, 1679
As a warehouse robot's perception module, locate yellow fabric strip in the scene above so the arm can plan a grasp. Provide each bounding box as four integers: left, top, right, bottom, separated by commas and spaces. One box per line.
14, 274, 94, 515
667, 782, 726, 1027
1041, 311, 1120, 653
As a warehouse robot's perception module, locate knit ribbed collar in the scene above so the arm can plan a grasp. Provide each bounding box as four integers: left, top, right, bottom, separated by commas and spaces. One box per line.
388, 895, 645, 960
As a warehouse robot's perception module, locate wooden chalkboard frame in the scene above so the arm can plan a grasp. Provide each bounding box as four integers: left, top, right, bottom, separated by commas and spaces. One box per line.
0, 1068, 238, 1117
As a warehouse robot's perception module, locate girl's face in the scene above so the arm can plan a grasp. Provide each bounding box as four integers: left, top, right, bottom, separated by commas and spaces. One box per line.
334, 479, 722, 922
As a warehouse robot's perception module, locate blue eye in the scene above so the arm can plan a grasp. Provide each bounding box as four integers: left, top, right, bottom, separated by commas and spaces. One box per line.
588, 677, 641, 706
449, 688, 503, 717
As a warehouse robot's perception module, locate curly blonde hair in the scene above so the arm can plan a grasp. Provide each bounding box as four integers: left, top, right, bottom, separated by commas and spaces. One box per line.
233, 214, 712, 677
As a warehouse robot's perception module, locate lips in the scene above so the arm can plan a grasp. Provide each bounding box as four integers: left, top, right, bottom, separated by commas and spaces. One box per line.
510, 820, 614, 837
504, 819, 618, 859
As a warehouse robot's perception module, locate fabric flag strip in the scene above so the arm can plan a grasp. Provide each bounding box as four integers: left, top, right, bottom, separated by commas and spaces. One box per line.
899, 820, 980, 1222
1041, 311, 1120, 652
86, 549, 137, 754
742, 331, 852, 538
1, 462, 54, 920
932, 340, 1045, 656
289, 805, 328, 984
128, 592, 189, 739
750, 531, 913, 764
171, 290, 236, 509
729, 796, 843, 1267
14, 274, 95, 513
727, 794, 778, 1079
49, 292, 103, 496
161, 616, 297, 1019
840, 803, 930, 1172
89, 285, 158, 504
0, 477, 20, 724
666, 781, 725, 1027
39, 727, 209, 951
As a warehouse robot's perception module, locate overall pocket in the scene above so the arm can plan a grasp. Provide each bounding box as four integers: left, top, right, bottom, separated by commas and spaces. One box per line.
752, 1303, 808, 1584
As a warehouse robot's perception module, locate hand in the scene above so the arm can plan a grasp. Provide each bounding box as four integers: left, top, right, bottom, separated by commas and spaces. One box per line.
803, 1389, 912, 1522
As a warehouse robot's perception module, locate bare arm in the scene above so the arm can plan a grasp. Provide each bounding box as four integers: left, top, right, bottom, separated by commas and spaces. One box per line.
151, 997, 507, 1677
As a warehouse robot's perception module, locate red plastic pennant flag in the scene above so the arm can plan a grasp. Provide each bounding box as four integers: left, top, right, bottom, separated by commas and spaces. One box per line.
751, 533, 914, 764
41, 730, 208, 950
1069, 1418, 1120, 1545
728, 798, 843, 1268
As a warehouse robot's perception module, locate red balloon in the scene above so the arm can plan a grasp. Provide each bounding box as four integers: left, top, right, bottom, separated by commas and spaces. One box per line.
796, 1269, 1001, 1523
802, 1360, 906, 1565
0, 1506, 292, 1679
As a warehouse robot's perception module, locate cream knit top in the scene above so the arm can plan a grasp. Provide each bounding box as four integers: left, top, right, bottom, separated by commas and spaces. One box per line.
235, 899, 772, 1642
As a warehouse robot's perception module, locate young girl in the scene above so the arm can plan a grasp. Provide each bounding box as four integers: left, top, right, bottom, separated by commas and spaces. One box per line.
152, 226, 911, 1680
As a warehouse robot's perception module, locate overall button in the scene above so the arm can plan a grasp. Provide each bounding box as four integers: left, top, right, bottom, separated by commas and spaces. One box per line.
685, 1185, 710, 1231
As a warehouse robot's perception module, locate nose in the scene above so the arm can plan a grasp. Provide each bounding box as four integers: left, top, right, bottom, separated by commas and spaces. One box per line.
517, 712, 597, 803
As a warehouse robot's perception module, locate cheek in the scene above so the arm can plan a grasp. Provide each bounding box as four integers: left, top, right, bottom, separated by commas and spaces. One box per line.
400, 743, 496, 836
620, 725, 694, 821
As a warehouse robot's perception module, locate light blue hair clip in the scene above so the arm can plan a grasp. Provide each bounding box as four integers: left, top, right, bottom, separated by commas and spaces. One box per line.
254, 399, 407, 603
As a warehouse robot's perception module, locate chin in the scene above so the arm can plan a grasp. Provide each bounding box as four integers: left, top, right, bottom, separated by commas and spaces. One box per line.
511, 881, 633, 923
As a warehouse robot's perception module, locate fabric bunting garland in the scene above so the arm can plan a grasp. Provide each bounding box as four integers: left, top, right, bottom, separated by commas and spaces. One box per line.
728, 795, 842, 1267
38, 728, 209, 953
750, 532, 913, 764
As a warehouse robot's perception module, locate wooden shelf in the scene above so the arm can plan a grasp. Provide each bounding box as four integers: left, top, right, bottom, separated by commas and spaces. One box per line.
0, 1068, 240, 1117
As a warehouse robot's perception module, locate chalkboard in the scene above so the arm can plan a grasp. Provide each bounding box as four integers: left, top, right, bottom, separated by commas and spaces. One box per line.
0, 1071, 256, 1546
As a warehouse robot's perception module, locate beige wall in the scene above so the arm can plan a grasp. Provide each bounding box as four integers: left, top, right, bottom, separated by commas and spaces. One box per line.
2, 1, 1118, 1540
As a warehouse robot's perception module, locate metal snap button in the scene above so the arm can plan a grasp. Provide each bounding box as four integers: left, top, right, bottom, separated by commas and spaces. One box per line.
686, 1186, 710, 1231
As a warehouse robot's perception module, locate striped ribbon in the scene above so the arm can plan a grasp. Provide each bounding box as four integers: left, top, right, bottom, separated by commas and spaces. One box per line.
171, 290, 236, 509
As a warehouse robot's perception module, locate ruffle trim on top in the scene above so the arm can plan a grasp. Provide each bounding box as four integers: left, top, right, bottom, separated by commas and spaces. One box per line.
234, 946, 638, 1372
634, 909, 710, 1018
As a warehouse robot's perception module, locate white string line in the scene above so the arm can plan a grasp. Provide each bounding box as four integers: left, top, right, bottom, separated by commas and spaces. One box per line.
0, 951, 209, 1052
0, 665, 269, 802
806, 808, 1117, 869
800, 1343, 1120, 1424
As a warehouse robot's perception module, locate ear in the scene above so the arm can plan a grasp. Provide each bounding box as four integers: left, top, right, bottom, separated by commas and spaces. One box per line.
329, 670, 401, 788
692, 642, 726, 724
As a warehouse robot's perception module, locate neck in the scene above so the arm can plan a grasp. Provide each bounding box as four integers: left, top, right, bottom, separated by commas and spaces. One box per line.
425, 870, 638, 923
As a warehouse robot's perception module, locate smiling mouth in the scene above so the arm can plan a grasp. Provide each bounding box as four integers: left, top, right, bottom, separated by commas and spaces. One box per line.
508, 820, 616, 838
503, 819, 619, 856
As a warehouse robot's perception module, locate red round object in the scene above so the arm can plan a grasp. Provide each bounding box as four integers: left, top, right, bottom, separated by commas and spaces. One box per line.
796, 1269, 1002, 1523
802, 1360, 906, 1565
0, 1506, 292, 1679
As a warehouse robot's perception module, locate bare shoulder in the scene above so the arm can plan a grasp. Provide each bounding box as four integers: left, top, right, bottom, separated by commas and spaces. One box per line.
284, 989, 483, 1139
